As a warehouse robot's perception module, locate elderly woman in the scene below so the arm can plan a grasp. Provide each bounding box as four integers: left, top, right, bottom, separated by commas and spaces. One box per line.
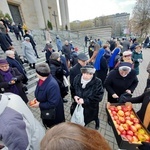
72, 65, 104, 129
0, 59, 28, 103
22, 37, 37, 69
104, 62, 138, 103
30, 63, 65, 128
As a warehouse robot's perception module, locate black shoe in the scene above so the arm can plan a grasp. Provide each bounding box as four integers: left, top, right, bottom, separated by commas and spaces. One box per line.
37, 57, 40, 59
63, 99, 68, 103
95, 118, 100, 130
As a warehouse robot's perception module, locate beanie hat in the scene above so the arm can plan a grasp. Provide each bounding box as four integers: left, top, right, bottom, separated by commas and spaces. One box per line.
118, 62, 132, 72
0, 59, 8, 65
50, 52, 60, 60
81, 65, 96, 74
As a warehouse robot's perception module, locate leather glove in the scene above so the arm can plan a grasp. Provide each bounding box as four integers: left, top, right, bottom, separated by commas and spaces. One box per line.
138, 142, 150, 150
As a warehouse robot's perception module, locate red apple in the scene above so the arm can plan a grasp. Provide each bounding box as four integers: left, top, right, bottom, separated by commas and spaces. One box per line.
130, 114, 135, 120
124, 111, 130, 116
127, 130, 134, 136
126, 135, 133, 142
126, 120, 133, 125
116, 120, 121, 125
112, 110, 117, 116
130, 125, 137, 133
114, 107, 118, 112
125, 116, 131, 120
118, 110, 124, 117
134, 124, 142, 130
118, 126, 125, 133
133, 118, 140, 124
119, 116, 125, 123
122, 124, 129, 130
114, 115, 119, 121
132, 136, 139, 142
126, 105, 132, 111
117, 106, 122, 110
121, 130, 127, 135
109, 106, 115, 111
122, 106, 128, 112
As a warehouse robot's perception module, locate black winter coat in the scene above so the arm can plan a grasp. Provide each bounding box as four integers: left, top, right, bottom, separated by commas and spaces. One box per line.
95, 56, 108, 86
70, 63, 82, 97
0, 67, 28, 103
49, 59, 68, 98
72, 74, 104, 125
104, 69, 138, 103
6, 56, 28, 84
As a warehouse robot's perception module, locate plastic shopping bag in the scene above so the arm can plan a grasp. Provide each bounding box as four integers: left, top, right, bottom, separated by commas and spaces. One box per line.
71, 104, 85, 126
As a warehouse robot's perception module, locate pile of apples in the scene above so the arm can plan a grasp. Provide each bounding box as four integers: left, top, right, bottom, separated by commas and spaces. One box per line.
107, 104, 150, 144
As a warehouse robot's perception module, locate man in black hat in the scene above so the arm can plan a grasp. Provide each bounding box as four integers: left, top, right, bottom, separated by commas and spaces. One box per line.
70, 53, 88, 97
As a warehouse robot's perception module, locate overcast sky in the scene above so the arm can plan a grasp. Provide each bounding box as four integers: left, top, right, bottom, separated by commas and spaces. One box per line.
67, 0, 136, 22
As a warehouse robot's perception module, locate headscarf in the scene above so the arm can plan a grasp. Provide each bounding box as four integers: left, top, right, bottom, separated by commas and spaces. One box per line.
109, 48, 120, 68
94, 48, 105, 70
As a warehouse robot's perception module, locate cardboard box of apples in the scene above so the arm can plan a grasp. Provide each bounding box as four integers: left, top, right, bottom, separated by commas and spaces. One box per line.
106, 102, 150, 150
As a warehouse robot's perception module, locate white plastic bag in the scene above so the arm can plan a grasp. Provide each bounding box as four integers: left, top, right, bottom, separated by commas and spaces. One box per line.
63, 75, 69, 87
71, 104, 85, 126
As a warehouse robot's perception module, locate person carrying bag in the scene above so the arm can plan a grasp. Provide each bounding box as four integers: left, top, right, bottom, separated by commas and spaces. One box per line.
71, 104, 85, 126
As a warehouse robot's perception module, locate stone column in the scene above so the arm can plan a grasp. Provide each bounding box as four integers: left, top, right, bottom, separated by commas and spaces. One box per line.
59, 0, 66, 30
64, 0, 70, 30
0, 0, 12, 18
40, 0, 50, 27
33, 0, 45, 29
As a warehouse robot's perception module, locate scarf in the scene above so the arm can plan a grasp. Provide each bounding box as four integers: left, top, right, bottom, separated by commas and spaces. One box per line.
81, 76, 92, 88
94, 48, 105, 70
0, 68, 19, 94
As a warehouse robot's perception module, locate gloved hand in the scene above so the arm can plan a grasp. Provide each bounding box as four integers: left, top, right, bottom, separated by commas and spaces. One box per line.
11, 77, 17, 81
138, 142, 150, 150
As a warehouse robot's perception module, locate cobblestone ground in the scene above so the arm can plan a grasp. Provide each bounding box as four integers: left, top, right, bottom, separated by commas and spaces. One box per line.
27, 48, 150, 150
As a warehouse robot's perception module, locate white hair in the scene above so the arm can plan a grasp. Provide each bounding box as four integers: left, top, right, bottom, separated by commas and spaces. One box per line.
5, 50, 14, 56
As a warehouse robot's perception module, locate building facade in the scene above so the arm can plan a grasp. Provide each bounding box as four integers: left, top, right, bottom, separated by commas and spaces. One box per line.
97, 13, 130, 37
0, 0, 70, 30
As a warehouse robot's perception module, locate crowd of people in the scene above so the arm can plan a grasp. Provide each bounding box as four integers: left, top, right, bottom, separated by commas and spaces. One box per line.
0, 22, 150, 149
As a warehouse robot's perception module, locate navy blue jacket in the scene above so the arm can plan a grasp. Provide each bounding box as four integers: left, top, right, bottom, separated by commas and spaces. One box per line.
35, 75, 65, 126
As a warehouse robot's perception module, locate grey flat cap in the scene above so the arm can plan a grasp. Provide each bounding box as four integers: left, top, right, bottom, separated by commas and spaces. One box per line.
77, 53, 88, 61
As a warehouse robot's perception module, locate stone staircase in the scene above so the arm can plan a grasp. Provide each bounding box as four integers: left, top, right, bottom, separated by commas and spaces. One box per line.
0, 30, 89, 94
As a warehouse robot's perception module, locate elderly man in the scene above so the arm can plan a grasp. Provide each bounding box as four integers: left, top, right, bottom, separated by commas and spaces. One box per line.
70, 53, 88, 97
62, 40, 71, 68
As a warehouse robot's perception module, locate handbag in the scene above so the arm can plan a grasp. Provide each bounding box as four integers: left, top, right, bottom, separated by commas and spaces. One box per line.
71, 104, 85, 126
41, 108, 56, 120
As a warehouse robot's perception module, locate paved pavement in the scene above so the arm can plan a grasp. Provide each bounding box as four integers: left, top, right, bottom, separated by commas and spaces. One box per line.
27, 47, 150, 150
